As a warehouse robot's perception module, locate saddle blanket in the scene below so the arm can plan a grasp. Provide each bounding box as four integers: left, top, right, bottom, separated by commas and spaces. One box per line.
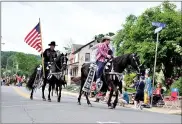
82, 63, 97, 93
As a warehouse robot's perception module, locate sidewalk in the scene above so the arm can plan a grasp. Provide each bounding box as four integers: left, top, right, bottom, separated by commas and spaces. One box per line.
61, 89, 181, 115
16, 85, 182, 115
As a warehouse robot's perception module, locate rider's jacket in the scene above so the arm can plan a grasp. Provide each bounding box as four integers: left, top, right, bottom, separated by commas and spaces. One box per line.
42, 48, 57, 63
96, 42, 110, 62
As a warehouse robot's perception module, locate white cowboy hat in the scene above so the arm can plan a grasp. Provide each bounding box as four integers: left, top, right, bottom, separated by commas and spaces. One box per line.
101, 36, 112, 42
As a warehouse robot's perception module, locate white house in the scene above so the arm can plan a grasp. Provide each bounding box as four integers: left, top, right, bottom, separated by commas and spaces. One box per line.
66, 40, 98, 85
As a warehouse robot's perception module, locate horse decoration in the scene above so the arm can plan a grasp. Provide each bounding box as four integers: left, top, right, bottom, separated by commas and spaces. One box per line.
78, 53, 145, 109
26, 53, 68, 102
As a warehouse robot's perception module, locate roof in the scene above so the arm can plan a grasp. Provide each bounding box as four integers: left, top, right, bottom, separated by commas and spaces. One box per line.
72, 40, 96, 54
72, 44, 83, 51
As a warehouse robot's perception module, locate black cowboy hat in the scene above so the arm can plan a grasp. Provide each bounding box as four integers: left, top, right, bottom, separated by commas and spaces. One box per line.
48, 41, 58, 46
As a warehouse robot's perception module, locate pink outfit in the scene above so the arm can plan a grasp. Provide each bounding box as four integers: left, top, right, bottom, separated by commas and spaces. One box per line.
96, 43, 110, 62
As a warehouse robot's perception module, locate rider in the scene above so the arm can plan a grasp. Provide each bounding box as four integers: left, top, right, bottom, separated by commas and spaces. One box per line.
95, 36, 112, 91
41, 41, 58, 78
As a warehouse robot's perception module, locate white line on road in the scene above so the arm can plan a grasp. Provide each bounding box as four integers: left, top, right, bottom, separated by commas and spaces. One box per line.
96, 121, 121, 124
2, 103, 61, 108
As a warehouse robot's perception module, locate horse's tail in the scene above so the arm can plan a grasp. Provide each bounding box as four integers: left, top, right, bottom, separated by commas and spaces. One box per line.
26, 65, 39, 91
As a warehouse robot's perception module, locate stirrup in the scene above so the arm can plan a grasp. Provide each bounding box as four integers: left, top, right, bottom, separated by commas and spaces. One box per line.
96, 80, 103, 92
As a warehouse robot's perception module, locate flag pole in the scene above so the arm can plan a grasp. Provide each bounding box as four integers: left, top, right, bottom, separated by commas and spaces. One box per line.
39, 18, 45, 78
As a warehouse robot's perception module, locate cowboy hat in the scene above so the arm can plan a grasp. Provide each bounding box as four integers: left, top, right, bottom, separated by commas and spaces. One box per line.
101, 36, 111, 43
48, 41, 57, 46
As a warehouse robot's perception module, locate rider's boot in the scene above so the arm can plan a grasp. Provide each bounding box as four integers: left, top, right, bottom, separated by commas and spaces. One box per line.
96, 78, 103, 92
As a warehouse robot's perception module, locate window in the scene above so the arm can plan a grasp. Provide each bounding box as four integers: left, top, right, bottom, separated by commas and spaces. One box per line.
85, 53, 90, 62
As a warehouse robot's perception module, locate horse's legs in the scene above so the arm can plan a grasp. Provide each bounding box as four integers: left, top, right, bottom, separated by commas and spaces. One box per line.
51, 86, 54, 96
112, 89, 119, 109
85, 92, 92, 106
77, 81, 84, 105
107, 89, 113, 108
56, 85, 59, 96
48, 84, 51, 102
42, 81, 46, 101
30, 88, 34, 100
57, 84, 62, 102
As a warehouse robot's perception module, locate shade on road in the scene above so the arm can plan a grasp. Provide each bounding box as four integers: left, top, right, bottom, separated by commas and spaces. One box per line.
1, 86, 181, 123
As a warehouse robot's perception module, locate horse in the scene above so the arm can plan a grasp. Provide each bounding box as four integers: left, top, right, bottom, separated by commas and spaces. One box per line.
26, 53, 68, 102
77, 53, 145, 109
51, 76, 67, 97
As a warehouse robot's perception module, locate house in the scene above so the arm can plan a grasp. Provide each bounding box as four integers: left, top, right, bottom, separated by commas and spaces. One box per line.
66, 40, 98, 85
66, 35, 115, 85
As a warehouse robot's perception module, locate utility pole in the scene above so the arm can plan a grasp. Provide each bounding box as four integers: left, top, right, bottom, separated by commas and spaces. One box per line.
151, 22, 166, 108
1, 36, 5, 79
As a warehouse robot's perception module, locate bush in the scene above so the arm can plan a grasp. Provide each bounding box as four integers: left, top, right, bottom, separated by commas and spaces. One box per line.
124, 73, 137, 87
171, 77, 182, 96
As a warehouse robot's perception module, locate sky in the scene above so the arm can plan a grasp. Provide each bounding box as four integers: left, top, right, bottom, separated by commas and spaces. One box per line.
1, 2, 181, 55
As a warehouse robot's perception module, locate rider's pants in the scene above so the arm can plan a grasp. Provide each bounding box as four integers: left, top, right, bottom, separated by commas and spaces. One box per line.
96, 60, 105, 80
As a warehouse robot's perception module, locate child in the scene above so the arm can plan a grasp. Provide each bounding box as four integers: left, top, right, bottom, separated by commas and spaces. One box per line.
133, 76, 145, 110
119, 87, 129, 107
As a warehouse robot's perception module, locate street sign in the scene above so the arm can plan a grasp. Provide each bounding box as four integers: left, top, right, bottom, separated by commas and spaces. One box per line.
152, 22, 166, 28
154, 27, 163, 34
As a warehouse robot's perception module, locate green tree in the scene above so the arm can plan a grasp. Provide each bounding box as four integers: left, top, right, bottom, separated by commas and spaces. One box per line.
113, 1, 182, 87
124, 73, 137, 87
15, 52, 41, 76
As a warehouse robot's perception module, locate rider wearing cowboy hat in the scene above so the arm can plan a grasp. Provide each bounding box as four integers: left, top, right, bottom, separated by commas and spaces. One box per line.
42, 41, 58, 63
95, 36, 112, 91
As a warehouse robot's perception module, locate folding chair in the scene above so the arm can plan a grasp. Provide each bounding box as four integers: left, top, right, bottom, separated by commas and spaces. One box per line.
163, 88, 179, 110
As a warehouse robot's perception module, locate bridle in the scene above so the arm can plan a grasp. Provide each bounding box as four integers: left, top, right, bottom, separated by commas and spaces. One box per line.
132, 54, 141, 74
55, 54, 67, 72
47, 54, 67, 80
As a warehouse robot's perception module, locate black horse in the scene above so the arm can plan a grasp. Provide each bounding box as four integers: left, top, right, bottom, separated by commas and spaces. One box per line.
26, 53, 68, 102
77, 53, 145, 109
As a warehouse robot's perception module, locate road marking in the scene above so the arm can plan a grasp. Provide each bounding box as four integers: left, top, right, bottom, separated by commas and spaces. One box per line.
96, 121, 121, 124
2, 103, 60, 108
12, 87, 38, 99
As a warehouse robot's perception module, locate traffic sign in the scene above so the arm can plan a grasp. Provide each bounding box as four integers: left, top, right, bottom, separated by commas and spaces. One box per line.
154, 27, 163, 34
152, 22, 166, 28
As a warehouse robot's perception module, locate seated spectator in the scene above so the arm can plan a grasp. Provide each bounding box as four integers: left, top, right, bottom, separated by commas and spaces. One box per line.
153, 83, 164, 105
119, 87, 129, 107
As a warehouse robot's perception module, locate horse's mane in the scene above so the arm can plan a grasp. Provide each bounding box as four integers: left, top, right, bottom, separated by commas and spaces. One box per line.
55, 54, 62, 62
112, 53, 133, 73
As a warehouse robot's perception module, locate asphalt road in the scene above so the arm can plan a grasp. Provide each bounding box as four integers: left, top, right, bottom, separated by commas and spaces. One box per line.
1, 86, 181, 123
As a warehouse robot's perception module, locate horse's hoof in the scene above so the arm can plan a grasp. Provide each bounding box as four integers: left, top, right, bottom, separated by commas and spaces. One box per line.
108, 106, 113, 109
77, 102, 81, 105
88, 104, 92, 107
48, 99, 51, 102
43, 98, 46, 101
30, 97, 33, 100
57, 99, 61, 102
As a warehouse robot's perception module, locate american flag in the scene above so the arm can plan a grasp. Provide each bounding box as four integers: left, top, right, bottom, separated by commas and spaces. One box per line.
24, 22, 42, 52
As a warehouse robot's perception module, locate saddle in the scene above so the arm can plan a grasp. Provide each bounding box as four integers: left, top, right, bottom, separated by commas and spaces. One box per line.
82, 59, 123, 93
33, 65, 43, 89
82, 59, 112, 93
82, 63, 97, 93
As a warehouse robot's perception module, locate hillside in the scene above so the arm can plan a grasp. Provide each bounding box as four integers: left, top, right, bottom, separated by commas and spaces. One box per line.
1, 51, 41, 76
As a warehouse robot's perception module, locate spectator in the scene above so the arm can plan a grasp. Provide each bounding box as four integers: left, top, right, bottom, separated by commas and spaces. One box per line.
119, 87, 129, 107
16, 74, 22, 87
153, 83, 164, 105
145, 73, 152, 105
133, 76, 145, 110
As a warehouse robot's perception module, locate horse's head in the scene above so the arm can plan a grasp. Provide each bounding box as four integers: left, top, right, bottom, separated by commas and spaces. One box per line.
129, 53, 143, 74
55, 53, 68, 72
60, 53, 68, 71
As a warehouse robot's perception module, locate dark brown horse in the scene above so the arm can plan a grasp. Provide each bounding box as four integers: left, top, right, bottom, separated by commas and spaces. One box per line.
78, 53, 145, 109
26, 53, 68, 102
